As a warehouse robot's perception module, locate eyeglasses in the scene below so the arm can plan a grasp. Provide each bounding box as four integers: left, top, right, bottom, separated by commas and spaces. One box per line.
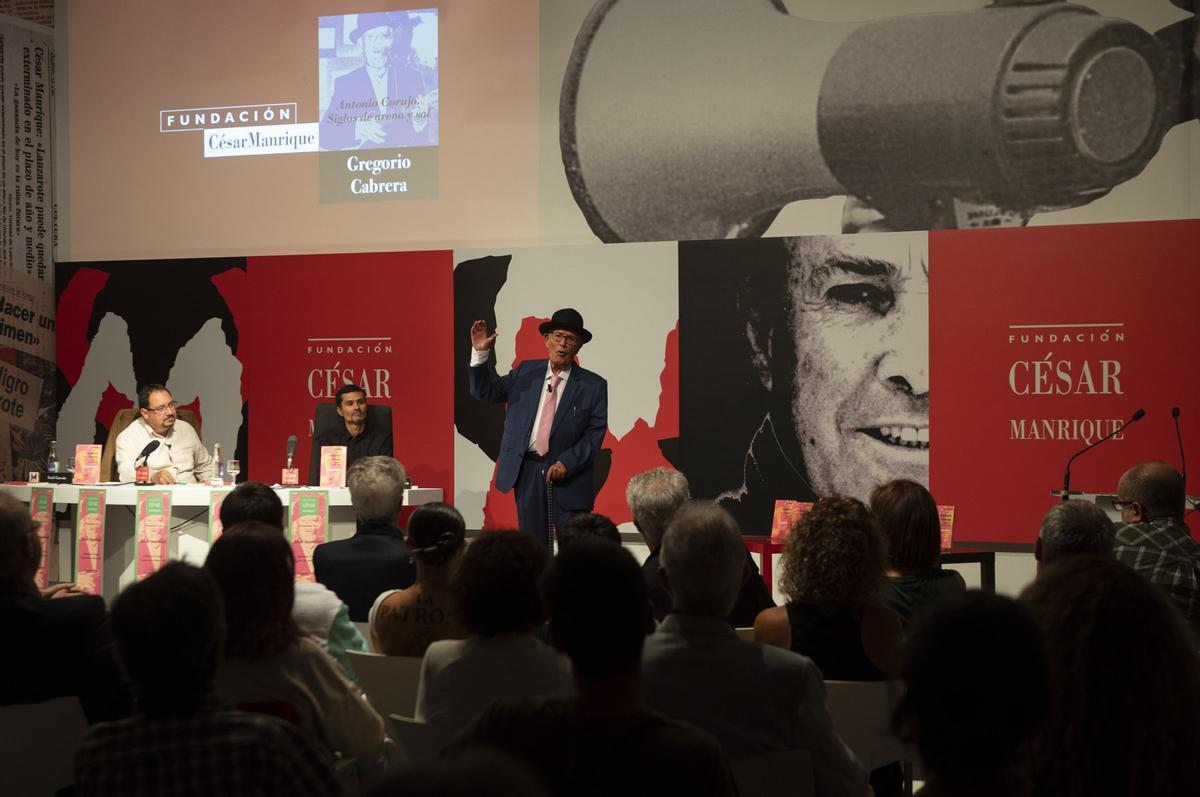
1111, 498, 1135, 512
549, 331, 580, 346
147, 401, 179, 413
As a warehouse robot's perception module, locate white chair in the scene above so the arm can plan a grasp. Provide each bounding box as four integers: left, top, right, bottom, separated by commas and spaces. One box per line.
388, 714, 450, 766
0, 696, 89, 795
353, 621, 373, 651
823, 680, 917, 772
734, 626, 756, 642
730, 749, 815, 797
346, 650, 423, 718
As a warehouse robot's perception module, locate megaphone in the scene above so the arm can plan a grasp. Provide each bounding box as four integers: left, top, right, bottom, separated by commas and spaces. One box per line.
561, 0, 1178, 240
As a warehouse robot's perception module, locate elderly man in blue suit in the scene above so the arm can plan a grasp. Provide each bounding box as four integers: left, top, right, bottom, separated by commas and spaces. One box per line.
469, 309, 608, 546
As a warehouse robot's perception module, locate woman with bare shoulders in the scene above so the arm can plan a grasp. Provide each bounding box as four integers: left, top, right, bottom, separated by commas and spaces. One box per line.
754, 496, 902, 680
369, 502, 468, 657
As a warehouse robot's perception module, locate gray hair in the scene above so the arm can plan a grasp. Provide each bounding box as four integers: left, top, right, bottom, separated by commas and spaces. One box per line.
347, 456, 407, 522
660, 500, 745, 617
625, 467, 690, 549
1038, 500, 1115, 565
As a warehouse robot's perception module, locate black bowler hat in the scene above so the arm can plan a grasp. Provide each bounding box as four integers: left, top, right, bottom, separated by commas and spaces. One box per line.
539, 308, 593, 344
349, 12, 399, 43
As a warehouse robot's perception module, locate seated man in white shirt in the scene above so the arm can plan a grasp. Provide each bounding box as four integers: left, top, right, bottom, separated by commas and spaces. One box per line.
114, 384, 214, 484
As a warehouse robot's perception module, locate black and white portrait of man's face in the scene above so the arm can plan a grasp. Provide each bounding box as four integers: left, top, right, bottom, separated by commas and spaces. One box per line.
754, 232, 929, 500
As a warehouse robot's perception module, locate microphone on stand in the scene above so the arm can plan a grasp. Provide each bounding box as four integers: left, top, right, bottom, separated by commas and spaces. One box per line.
136, 440, 161, 465
1061, 408, 1145, 501
1172, 407, 1185, 485
286, 435, 298, 471
1171, 407, 1197, 511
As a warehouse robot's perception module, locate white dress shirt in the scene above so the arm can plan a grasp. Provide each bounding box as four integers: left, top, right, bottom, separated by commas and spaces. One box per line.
114, 417, 215, 483
469, 348, 573, 452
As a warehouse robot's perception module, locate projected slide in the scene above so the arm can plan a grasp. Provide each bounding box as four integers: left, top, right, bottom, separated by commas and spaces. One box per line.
63, 0, 541, 260
317, 10, 439, 201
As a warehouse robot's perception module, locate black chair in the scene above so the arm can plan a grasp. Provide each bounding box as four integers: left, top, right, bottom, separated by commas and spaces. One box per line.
309, 403, 394, 483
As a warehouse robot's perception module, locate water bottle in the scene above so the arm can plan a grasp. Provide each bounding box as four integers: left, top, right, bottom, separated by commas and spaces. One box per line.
213, 443, 226, 484
47, 440, 59, 474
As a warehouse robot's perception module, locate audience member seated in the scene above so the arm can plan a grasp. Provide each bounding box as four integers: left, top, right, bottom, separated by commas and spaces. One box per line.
360, 748, 548, 797
627, 467, 774, 627
1020, 555, 1200, 797
0, 493, 129, 723
370, 502, 469, 657
205, 523, 391, 767
556, 512, 621, 550
74, 562, 338, 796
641, 501, 866, 797
314, 456, 416, 621
1033, 499, 1115, 576
892, 592, 1047, 797
219, 481, 367, 675
754, 496, 903, 680
1110, 461, 1200, 638
416, 530, 570, 737
870, 480, 965, 625
456, 540, 738, 797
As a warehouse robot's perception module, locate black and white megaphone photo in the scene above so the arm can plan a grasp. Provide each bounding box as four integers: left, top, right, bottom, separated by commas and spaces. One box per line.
560, 0, 1198, 240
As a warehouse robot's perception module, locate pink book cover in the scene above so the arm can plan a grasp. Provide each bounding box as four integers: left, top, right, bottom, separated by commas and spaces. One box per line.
288, 491, 328, 583
771, 500, 815, 541
73, 444, 103, 484
135, 490, 172, 580
938, 505, 956, 551
319, 446, 347, 487
208, 488, 233, 543
30, 487, 54, 589
74, 490, 107, 595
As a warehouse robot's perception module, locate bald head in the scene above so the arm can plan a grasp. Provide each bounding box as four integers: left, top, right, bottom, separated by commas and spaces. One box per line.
1117, 462, 1185, 522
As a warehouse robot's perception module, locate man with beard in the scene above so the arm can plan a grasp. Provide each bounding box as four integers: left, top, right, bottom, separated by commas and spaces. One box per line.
309, 384, 393, 484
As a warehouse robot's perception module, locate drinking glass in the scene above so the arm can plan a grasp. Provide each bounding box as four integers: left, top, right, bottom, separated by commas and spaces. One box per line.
226, 459, 241, 484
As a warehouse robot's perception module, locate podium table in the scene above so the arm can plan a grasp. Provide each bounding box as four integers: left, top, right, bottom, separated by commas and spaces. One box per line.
0, 482, 442, 601
742, 536, 996, 595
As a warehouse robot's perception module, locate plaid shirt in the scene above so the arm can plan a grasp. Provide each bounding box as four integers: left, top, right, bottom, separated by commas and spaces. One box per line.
75, 708, 340, 796
1114, 517, 1200, 636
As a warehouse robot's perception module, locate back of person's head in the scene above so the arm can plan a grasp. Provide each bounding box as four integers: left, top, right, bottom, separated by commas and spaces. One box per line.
348, 456, 407, 523
1036, 500, 1115, 566
780, 496, 885, 607
893, 592, 1047, 789
0, 492, 36, 581
204, 522, 297, 659
407, 502, 466, 566
1119, 461, 1186, 520
453, 530, 549, 637
359, 748, 547, 797
659, 500, 745, 617
557, 512, 621, 551
219, 481, 284, 530
870, 479, 941, 574
625, 467, 690, 549
542, 540, 649, 682
1020, 555, 1200, 797
111, 562, 225, 717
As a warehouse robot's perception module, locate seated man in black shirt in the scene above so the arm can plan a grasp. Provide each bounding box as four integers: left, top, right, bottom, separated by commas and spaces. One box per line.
309, 383, 393, 484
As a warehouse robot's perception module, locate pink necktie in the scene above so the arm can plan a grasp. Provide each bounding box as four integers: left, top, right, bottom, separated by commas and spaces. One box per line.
534, 374, 562, 456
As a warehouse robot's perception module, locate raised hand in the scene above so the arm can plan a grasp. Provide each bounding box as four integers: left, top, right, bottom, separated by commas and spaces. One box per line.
470, 319, 498, 352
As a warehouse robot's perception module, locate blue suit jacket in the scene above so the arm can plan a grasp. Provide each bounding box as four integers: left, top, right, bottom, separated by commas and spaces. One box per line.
469, 359, 608, 510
